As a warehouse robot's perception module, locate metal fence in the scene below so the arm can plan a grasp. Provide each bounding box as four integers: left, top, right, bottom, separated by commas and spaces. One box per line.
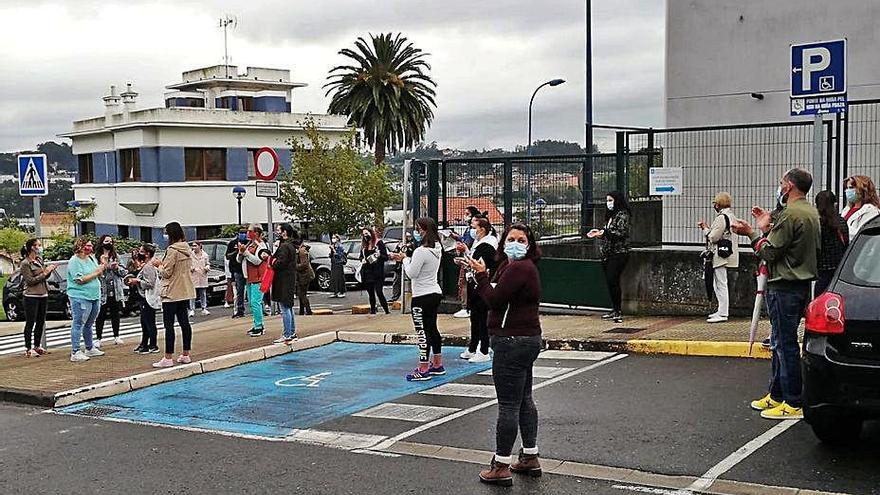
841, 99, 880, 183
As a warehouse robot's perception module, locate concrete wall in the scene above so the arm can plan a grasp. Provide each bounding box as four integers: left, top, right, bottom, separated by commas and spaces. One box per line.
667, 0, 880, 127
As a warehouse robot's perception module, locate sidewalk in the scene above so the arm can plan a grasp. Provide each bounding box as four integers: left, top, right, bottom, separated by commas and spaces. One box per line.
0, 312, 773, 407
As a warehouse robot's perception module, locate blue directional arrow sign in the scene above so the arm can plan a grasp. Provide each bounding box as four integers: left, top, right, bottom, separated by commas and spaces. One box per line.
655, 186, 676, 193
649, 167, 683, 196
17, 154, 49, 197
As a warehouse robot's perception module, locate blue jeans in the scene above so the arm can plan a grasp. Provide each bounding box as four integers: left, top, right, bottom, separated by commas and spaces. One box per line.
69, 297, 99, 354
766, 287, 809, 408
190, 287, 208, 311
233, 271, 246, 316
280, 302, 296, 339
491, 335, 542, 457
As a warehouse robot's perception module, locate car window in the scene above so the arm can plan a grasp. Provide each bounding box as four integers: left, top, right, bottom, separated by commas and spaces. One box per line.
839, 227, 880, 287
52, 263, 68, 279
308, 243, 331, 259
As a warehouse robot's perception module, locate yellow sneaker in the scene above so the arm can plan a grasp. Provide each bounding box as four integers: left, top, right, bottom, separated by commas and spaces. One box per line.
750, 394, 781, 411
760, 402, 803, 420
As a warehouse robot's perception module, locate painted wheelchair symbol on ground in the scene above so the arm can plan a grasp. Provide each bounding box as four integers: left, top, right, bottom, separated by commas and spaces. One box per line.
275, 372, 332, 388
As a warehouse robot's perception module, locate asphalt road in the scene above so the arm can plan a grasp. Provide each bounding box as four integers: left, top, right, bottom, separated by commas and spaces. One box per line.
1, 352, 877, 494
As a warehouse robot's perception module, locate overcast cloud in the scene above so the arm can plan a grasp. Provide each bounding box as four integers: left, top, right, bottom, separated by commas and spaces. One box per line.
0, 0, 665, 153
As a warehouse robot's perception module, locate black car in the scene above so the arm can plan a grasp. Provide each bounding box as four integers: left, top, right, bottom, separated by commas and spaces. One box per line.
2, 261, 72, 321
803, 215, 880, 444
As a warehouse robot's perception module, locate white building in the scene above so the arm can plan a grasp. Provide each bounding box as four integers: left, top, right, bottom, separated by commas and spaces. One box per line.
60, 64, 350, 244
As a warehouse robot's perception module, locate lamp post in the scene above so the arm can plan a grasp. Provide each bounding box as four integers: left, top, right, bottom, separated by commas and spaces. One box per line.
535, 198, 547, 237
232, 186, 247, 226
527, 78, 565, 224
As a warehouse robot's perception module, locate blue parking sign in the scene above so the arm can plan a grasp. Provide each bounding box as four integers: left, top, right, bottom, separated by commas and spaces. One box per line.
17, 154, 49, 196
791, 39, 846, 97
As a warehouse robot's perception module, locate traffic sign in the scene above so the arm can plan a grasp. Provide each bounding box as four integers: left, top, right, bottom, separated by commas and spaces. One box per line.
649, 167, 682, 196
254, 147, 280, 181
17, 154, 49, 197
255, 180, 279, 198
791, 39, 846, 97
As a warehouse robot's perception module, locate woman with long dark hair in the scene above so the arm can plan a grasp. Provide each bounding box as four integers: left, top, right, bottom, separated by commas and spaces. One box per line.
329, 234, 347, 298
588, 191, 631, 323
390, 217, 443, 381
271, 224, 299, 344
467, 223, 543, 487
151, 222, 196, 368
460, 216, 498, 363
815, 190, 849, 295
19, 238, 55, 357
360, 227, 390, 315
94, 234, 128, 346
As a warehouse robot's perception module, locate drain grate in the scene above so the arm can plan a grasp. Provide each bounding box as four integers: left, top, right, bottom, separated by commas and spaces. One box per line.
71, 405, 123, 417
603, 327, 644, 334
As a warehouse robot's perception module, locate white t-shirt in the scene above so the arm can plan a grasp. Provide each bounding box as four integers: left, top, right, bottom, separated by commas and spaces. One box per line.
403, 246, 442, 298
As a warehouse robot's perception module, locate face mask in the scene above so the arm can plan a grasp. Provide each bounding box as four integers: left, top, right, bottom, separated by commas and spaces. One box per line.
776, 184, 791, 205
413, 230, 423, 242
136, 253, 146, 262
363, 234, 371, 242
248, 231, 257, 241
606, 200, 614, 211
713, 204, 721, 212
36, 247, 43, 256
469, 228, 478, 238
162, 233, 169, 242
103, 241, 112, 246
845, 188, 858, 205
83, 245, 93, 255
504, 242, 528, 261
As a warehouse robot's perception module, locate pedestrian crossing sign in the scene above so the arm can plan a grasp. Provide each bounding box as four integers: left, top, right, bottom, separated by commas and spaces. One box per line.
17, 153, 49, 196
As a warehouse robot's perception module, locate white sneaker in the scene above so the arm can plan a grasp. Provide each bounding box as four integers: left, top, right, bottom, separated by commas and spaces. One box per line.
469, 351, 492, 363
453, 309, 470, 318
707, 315, 729, 323
85, 347, 105, 357
460, 350, 476, 360
188, 309, 195, 317
708, 312, 719, 319
201, 309, 210, 316
114, 337, 125, 345
223, 302, 230, 308
70, 351, 90, 362
93, 340, 102, 349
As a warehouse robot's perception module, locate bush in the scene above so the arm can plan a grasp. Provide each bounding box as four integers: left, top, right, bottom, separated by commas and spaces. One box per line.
0, 228, 30, 258
42, 232, 146, 261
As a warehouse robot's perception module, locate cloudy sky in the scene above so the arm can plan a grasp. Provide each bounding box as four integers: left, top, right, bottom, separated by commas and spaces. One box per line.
0, 0, 665, 154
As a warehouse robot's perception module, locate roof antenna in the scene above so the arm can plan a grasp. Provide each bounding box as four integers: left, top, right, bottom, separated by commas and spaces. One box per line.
219, 14, 239, 78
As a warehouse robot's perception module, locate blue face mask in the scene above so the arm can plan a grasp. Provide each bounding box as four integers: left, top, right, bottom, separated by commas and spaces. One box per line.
845, 188, 858, 205
413, 230, 423, 243
469, 228, 478, 239
504, 242, 528, 261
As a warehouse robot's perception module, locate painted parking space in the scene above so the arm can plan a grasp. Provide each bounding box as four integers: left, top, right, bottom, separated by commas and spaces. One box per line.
59, 342, 492, 438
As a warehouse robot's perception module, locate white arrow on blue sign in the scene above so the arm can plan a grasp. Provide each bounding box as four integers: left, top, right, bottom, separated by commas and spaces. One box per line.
17, 153, 49, 197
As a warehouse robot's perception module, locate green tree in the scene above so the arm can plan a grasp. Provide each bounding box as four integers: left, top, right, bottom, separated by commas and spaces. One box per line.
279, 121, 395, 237
0, 227, 29, 256
325, 32, 437, 165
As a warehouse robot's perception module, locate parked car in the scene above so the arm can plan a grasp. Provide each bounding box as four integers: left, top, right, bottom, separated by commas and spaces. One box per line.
303, 241, 357, 291
803, 215, 880, 444
2, 261, 72, 321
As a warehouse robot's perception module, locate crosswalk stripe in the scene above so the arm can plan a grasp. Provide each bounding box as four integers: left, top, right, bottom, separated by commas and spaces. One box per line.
0, 323, 144, 349
353, 403, 460, 423
478, 366, 575, 379
420, 383, 496, 398
538, 350, 617, 361
0, 327, 145, 354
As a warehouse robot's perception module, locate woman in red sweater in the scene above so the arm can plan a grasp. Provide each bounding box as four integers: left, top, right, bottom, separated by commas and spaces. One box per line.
468, 223, 543, 487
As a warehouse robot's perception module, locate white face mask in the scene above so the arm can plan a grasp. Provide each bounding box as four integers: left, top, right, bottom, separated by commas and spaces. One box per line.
606, 200, 615, 211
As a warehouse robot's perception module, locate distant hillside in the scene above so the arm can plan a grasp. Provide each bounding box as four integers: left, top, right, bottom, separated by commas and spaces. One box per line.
0, 142, 76, 175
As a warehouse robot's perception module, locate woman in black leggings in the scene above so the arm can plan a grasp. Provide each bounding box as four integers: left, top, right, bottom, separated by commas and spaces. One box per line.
359, 228, 389, 314
461, 216, 498, 362
151, 222, 196, 368
588, 191, 631, 324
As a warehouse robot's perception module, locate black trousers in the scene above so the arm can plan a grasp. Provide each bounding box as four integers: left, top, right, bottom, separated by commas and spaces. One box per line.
602, 253, 630, 313
139, 299, 158, 348
412, 293, 442, 363
162, 300, 192, 355
365, 277, 389, 314
491, 335, 542, 457
297, 283, 312, 315
23, 297, 47, 350
95, 297, 121, 339
468, 298, 490, 354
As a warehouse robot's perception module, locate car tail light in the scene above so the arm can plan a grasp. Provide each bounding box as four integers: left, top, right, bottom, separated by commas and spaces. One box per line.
805, 292, 845, 334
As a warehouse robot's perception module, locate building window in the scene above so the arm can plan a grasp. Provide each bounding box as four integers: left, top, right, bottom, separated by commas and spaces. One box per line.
78, 154, 93, 183
237, 96, 254, 111
246, 149, 258, 179
185, 148, 226, 181
140, 227, 153, 243
195, 225, 222, 239
120, 149, 141, 182
118, 225, 129, 239
81, 222, 96, 235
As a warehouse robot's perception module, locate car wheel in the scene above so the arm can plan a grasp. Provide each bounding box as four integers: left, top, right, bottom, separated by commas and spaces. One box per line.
316, 268, 331, 291
5, 300, 23, 322
805, 409, 863, 445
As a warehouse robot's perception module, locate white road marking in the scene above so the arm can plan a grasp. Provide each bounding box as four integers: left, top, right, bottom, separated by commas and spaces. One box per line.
420, 383, 496, 398
366, 353, 628, 452
285, 429, 388, 450
353, 403, 460, 423
275, 372, 332, 388
539, 350, 618, 361
478, 365, 575, 379
613, 485, 681, 495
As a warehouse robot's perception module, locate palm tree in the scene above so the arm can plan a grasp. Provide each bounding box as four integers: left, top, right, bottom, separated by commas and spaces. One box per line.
325, 33, 437, 165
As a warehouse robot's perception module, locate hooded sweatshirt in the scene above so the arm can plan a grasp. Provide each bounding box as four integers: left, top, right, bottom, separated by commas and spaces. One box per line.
403, 245, 442, 298
158, 241, 196, 302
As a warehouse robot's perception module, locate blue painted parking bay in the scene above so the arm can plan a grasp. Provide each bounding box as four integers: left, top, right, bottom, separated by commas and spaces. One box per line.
60, 342, 492, 438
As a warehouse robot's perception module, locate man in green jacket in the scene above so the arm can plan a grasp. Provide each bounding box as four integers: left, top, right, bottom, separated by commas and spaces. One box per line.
733, 168, 820, 420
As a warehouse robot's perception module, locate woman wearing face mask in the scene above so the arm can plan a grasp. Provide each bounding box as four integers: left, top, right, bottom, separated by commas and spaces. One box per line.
188, 241, 211, 317
151, 222, 197, 367
329, 234, 347, 298
841, 175, 880, 240
460, 216, 499, 363
129, 243, 160, 354
697, 192, 739, 323
814, 190, 849, 296
390, 217, 444, 381
467, 223, 543, 487
19, 238, 55, 357
587, 192, 631, 324
94, 234, 128, 346
67, 237, 107, 362
359, 228, 390, 315
294, 238, 315, 315
237, 224, 271, 337
271, 224, 299, 344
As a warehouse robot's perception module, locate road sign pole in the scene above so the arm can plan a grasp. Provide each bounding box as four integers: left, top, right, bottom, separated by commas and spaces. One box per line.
33, 197, 41, 238
267, 198, 274, 249
812, 114, 824, 190
401, 160, 411, 315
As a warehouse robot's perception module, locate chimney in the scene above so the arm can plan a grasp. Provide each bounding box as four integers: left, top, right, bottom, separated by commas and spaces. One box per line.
103, 85, 121, 119
121, 82, 139, 115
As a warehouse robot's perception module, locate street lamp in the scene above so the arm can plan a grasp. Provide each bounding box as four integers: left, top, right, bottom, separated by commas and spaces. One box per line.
526, 78, 565, 224
232, 186, 247, 226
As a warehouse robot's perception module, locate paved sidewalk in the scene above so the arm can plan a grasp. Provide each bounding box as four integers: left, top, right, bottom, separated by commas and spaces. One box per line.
0, 312, 773, 406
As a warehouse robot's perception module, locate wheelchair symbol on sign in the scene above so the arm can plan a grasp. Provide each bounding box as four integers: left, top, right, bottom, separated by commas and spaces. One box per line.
275, 372, 332, 388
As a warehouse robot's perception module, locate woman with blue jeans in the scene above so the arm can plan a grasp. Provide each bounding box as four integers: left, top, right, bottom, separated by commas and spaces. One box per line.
469, 223, 544, 487
271, 224, 298, 344
67, 237, 107, 363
